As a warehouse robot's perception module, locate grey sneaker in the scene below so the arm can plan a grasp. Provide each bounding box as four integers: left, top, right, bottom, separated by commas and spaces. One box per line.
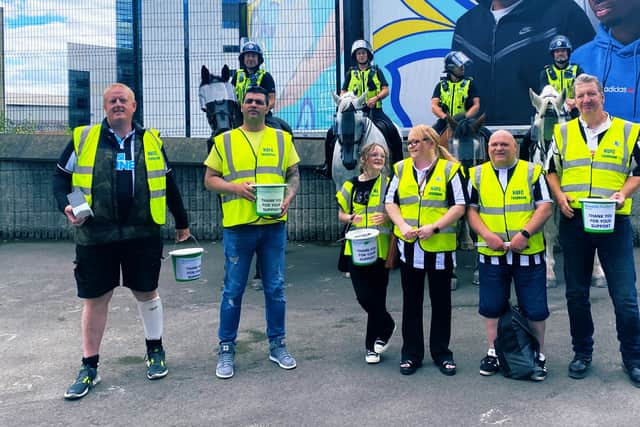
269, 338, 297, 370
216, 342, 235, 379
531, 356, 548, 381
146, 348, 168, 380
63, 364, 101, 400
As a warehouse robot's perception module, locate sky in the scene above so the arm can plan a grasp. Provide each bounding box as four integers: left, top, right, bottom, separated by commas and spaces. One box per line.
1, 0, 116, 97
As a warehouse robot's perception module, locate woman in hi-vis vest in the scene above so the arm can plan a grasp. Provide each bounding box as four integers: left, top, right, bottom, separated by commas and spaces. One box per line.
385, 125, 466, 376
336, 143, 396, 365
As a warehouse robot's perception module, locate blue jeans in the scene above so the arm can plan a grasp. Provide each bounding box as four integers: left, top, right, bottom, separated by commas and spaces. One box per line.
560, 214, 640, 365
218, 222, 287, 344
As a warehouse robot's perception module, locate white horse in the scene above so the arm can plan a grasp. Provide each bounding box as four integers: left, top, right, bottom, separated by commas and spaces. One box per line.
528, 85, 605, 286
330, 91, 388, 191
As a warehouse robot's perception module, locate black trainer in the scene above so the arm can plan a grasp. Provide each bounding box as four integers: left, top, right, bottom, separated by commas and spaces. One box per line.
568, 355, 592, 379
479, 355, 499, 376
531, 357, 548, 381
63, 364, 101, 400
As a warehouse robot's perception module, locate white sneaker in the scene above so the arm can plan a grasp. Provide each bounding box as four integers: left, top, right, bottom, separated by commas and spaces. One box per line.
365, 350, 380, 364
374, 324, 396, 354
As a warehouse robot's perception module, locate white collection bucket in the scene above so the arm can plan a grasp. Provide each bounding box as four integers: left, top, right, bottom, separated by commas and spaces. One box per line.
579, 198, 617, 233
168, 247, 204, 282
252, 184, 288, 216
345, 228, 380, 266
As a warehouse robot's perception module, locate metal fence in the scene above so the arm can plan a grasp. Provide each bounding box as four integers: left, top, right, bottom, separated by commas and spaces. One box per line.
2, 0, 338, 136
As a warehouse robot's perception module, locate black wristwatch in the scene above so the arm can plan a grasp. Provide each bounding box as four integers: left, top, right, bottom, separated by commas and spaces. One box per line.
520, 229, 531, 239
433, 225, 440, 234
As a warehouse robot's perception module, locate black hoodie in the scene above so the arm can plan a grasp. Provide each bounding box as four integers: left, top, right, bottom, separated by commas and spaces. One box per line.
452, 0, 594, 125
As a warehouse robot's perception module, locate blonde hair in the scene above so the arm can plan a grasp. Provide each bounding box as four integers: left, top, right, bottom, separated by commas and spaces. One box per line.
359, 142, 389, 175
408, 124, 458, 163
574, 73, 604, 95
103, 83, 136, 103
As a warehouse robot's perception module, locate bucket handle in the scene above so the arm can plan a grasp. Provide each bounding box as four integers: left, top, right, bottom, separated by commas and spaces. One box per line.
164, 235, 204, 260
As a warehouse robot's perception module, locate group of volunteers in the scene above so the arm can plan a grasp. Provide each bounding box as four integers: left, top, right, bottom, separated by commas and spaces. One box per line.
54, 0, 640, 402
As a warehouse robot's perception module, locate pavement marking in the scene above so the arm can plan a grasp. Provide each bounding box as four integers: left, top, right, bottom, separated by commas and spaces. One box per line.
480, 408, 511, 425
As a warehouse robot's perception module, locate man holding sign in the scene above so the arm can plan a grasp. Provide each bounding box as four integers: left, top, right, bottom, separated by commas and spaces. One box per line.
546, 74, 640, 387
204, 86, 300, 379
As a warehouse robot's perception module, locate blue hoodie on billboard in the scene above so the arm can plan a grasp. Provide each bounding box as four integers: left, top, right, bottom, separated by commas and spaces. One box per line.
572, 24, 640, 122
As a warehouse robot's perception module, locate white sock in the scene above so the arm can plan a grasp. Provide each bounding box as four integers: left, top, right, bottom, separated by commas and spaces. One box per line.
487, 348, 497, 357
538, 352, 546, 361
137, 296, 163, 340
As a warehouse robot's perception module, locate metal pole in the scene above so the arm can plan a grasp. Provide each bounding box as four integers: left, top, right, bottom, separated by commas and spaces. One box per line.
334, 0, 341, 93
183, 0, 190, 137
239, 0, 248, 42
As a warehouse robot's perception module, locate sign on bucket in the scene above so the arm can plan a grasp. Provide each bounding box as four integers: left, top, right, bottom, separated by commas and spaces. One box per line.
252, 184, 288, 216
168, 247, 204, 282
579, 198, 617, 233
345, 228, 380, 266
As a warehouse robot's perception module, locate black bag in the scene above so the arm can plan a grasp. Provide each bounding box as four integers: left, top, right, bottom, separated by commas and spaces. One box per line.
337, 239, 350, 272
494, 305, 540, 380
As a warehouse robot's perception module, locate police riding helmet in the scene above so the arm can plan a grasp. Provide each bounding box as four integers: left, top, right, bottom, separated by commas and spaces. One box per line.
548, 35, 572, 55
444, 51, 472, 73
351, 39, 374, 63
239, 41, 264, 66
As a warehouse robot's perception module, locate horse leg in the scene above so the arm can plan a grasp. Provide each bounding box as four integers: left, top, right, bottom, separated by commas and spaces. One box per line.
591, 251, 607, 287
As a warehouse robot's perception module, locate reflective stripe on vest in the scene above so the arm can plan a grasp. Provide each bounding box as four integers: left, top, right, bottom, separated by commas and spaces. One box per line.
347, 67, 382, 108
439, 78, 471, 116
545, 64, 578, 98
554, 118, 639, 215
235, 68, 266, 103
336, 175, 391, 259
393, 158, 459, 252
470, 160, 544, 256
215, 127, 291, 227
71, 124, 167, 225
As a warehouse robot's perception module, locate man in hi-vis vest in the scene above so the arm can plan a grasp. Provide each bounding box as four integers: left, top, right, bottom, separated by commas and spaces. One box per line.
546, 73, 640, 388
204, 86, 300, 380
54, 83, 191, 400
467, 130, 552, 381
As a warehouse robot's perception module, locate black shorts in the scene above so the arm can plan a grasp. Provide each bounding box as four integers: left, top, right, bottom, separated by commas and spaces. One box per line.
74, 236, 164, 298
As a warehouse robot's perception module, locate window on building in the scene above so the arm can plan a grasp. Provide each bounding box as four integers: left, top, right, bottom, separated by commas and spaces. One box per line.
222, 0, 239, 29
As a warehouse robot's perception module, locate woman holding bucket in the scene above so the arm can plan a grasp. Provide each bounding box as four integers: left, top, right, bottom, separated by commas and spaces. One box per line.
385, 124, 466, 376
336, 142, 396, 364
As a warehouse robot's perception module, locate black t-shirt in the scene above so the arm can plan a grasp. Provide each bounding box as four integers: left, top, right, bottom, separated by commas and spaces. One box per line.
351, 177, 377, 208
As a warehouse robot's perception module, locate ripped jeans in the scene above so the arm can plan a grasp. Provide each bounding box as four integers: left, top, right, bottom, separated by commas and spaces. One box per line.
218, 222, 287, 344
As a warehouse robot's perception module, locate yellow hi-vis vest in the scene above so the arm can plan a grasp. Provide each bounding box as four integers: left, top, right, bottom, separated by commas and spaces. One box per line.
215, 127, 292, 227
336, 175, 391, 260
544, 64, 579, 98
235, 68, 266, 104
71, 124, 167, 225
346, 66, 382, 108
439, 78, 472, 116
554, 117, 640, 215
393, 158, 460, 252
470, 160, 545, 256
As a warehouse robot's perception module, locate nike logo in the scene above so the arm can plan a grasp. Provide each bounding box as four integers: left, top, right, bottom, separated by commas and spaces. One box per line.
519, 27, 533, 36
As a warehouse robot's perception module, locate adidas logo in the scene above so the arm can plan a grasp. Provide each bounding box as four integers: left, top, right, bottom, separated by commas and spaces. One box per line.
604, 86, 634, 94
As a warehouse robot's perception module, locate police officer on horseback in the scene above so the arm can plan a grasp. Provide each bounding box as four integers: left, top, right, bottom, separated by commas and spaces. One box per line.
232, 39, 292, 139
431, 51, 480, 135
316, 39, 403, 178
539, 35, 584, 119
233, 40, 276, 110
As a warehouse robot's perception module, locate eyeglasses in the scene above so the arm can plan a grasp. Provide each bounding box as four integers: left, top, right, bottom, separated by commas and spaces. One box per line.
243, 98, 266, 105
407, 138, 434, 147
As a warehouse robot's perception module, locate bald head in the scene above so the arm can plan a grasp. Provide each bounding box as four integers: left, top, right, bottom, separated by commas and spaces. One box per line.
488, 130, 518, 168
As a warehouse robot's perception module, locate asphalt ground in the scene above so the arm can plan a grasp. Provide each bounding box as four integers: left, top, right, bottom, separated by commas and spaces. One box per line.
1, 240, 640, 426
